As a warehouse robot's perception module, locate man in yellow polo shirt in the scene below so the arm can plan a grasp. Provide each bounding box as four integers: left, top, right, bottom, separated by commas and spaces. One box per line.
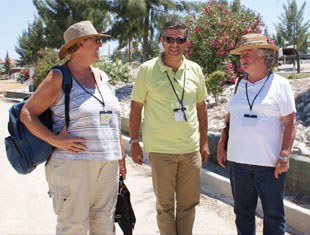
129, 20, 210, 235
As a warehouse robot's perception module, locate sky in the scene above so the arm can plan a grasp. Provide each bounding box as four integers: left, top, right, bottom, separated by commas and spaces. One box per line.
0, 0, 309, 60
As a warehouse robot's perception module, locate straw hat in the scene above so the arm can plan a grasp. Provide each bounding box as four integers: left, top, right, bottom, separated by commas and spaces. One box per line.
230, 34, 278, 55
58, 20, 110, 59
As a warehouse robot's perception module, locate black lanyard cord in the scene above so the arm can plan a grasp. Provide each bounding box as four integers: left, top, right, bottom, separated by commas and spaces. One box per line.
70, 69, 105, 107
245, 71, 272, 111
165, 70, 186, 110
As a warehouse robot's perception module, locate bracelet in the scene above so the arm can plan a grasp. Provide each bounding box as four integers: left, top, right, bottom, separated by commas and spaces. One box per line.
279, 156, 289, 162
129, 139, 139, 145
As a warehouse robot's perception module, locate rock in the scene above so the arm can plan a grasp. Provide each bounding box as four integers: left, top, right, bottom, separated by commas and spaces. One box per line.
293, 142, 310, 157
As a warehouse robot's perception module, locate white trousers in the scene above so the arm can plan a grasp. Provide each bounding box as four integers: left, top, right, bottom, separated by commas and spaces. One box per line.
45, 159, 119, 235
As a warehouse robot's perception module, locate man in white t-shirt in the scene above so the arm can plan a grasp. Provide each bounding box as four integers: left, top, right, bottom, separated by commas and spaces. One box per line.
217, 34, 296, 235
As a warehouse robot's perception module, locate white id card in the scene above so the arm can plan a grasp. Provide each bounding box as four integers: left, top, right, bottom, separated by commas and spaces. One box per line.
174, 109, 186, 122
100, 111, 112, 125
242, 114, 258, 126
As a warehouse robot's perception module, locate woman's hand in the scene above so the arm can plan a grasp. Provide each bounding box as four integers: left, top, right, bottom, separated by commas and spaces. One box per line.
217, 141, 227, 168
54, 126, 86, 153
119, 158, 127, 180
274, 158, 289, 179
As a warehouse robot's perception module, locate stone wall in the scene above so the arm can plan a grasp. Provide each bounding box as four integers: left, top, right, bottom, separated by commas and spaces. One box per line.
295, 90, 310, 126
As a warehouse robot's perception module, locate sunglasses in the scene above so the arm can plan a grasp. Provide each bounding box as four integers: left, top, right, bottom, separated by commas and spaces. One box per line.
87, 37, 103, 44
163, 36, 187, 44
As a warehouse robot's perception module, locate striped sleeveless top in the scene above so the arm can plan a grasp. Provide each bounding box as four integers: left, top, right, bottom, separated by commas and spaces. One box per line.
50, 68, 122, 161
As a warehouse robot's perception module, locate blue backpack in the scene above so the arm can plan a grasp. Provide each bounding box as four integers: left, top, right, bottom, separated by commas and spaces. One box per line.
4, 65, 72, 174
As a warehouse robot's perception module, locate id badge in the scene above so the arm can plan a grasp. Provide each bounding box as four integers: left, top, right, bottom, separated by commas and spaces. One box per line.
100, 111, 112, 125
174, 108, 186, 122
242, 114, 258, 126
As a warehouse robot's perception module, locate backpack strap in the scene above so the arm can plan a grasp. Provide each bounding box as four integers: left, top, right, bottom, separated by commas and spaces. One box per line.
52, 65, 72, 129
233, 75, 244, 95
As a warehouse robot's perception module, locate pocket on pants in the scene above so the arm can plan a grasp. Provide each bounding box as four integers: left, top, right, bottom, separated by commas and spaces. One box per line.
45, 159, 73, 220
48, 185, 71, 217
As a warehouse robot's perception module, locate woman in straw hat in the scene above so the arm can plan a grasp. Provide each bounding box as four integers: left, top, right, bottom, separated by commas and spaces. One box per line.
217, 34, 296, 234
20, 20, 126, 234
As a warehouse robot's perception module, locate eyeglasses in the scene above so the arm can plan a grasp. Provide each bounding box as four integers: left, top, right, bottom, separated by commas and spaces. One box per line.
163, 36, 187, 44
86, 37, 103, 44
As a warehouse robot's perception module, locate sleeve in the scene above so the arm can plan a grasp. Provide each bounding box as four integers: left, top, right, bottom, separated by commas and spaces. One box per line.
131, 65, 147, 104
196, 65, 207, 103
278, 78, 296, 116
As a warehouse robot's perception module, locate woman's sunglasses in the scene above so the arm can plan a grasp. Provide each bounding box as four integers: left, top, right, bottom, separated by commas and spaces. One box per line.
163, 36, 187, 44
86, 37, 104, 44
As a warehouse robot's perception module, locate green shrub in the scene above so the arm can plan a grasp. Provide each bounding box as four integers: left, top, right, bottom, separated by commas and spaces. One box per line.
94, 60, 131, 85
34, 49, 61, 88
205, 70, 225, 104
34, 52, 131, 88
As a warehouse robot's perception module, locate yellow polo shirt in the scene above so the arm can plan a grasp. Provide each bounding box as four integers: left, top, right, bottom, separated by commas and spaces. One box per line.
131, 53, 207, 153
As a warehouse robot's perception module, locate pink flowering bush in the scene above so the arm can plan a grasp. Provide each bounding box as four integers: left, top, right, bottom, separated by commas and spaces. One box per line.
185, 0, 265, 81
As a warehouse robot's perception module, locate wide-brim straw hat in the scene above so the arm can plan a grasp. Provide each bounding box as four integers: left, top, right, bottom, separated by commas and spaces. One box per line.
230, 34, 278, 55
59, 20, 110, 59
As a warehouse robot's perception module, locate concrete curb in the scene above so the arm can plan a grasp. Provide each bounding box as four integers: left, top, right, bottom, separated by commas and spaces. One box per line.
122, 135, 310, 234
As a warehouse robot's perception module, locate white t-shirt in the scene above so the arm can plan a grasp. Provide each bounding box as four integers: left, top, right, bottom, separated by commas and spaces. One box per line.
227, 73, 296, 167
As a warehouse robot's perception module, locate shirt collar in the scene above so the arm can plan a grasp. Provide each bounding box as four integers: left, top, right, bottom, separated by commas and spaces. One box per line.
158, 51, 187, 73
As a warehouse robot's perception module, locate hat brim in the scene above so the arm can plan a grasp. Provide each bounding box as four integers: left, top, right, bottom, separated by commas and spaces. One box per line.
58, 33, 110, 59
230, 44, 279, 55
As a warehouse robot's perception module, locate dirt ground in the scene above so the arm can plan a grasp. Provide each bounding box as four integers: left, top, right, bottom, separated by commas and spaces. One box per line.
0, 79, 29, 99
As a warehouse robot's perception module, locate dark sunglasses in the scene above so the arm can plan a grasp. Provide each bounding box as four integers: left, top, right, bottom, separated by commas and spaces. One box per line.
87, 37, 103, 44
163, 36, 187, 44
95, 37, 104, 43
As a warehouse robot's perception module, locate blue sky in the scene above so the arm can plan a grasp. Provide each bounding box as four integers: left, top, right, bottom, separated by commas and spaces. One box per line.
0, 0, 309, 60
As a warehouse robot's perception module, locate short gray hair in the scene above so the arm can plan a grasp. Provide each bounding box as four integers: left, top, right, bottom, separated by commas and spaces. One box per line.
162, 20, 188, 38
257, 49, 276, 69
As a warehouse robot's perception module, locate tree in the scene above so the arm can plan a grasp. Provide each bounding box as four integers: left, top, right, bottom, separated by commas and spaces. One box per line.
109, 0, 145, 63
141, 0, 196, 61
185, 0, 265, 80
276, 0, 309, 53
109, 0, 196, 62
34, 49, 61, 87
273, 29, 286, 49
231, 0, 241, 12
4, 52, 11, 75
33, 0, 111, 49
15, 17, 45, 66
205, 70, 225, 104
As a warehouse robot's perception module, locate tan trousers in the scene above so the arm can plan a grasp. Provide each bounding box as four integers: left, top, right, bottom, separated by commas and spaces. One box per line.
45, 159, 119, 235
149, 151, 201, 235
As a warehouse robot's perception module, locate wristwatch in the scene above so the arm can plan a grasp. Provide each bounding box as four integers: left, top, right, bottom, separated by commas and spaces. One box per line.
279, 156, 289, 162
129, 139, 139, 145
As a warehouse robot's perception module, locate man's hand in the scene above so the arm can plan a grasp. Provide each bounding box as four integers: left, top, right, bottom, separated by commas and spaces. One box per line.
200, 142, 210, 164
131, 143, 144, 165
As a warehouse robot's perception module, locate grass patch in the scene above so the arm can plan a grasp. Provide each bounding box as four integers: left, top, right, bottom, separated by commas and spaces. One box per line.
277, 72, 310, 79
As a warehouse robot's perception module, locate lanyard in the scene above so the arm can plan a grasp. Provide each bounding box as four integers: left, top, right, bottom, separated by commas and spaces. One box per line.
245, 71, 271, 111
165, 69, 186, 110
71, 69, 106, 108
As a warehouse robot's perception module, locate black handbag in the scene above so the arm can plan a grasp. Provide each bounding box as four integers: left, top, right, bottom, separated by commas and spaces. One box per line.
115, 176, 136, 235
